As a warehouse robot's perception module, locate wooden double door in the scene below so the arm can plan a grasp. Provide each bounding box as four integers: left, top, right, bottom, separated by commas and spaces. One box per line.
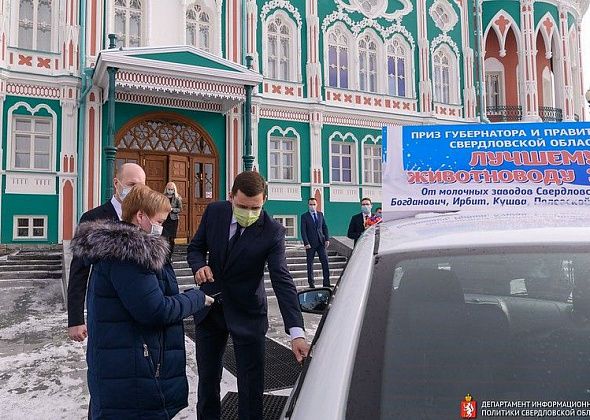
116, 151, 217, 241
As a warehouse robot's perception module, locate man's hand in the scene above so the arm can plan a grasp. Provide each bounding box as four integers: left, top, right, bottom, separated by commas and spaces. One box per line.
68, 324, 88, 342
204, 295, 215, 306
325, 241, 330, 248
304, 244, 311, 250
291, 337, 310, 364
194, 266, 214, 285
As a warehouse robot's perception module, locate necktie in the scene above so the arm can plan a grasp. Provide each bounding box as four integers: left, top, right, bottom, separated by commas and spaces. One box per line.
227, 224, 242, 256
312, 213, 318, 226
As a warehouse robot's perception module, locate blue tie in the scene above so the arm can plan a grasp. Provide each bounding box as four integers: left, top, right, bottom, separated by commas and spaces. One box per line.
312, 213, 318, 226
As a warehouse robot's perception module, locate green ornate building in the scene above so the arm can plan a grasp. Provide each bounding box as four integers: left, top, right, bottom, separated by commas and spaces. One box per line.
0, 0, 588, 243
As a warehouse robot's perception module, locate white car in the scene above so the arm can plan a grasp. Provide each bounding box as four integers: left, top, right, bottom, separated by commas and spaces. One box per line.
284, 209, 590, 419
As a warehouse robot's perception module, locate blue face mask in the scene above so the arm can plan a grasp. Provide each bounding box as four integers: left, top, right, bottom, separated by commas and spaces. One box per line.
149, 223, 163, 237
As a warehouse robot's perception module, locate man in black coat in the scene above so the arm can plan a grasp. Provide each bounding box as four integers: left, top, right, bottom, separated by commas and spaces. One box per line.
300, 198, 331, 288
67, 163, 146, 341
187, 171, 309, 420
347, 197, 373, 246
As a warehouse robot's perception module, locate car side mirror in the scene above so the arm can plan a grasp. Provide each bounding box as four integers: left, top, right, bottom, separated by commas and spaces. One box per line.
297, 288, 332, 314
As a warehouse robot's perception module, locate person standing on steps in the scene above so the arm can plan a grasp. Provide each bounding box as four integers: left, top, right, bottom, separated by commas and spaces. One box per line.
162, 181, 183, 256
300, 197, 331, 288
67, 163, 146, 342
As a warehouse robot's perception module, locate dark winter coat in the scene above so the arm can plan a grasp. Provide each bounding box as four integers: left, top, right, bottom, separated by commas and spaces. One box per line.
71, 220, 206, 419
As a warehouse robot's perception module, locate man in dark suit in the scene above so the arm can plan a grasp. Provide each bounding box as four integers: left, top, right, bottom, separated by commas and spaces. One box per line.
347, 197, 373, 246
67, 163, 146, 341
187, 171, 309, 420
300, 198, 331, 288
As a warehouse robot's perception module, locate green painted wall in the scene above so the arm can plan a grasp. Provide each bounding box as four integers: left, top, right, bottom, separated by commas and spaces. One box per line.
100, 102, 227, 199
1, 96, 63, 243
534, 2, 559, 32
257, 118, 311, 183
482, 1, 521, 28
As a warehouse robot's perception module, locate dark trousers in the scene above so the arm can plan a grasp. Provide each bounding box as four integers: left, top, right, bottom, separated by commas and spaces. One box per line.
195, 304, 265, 420
305, 245, 330, 287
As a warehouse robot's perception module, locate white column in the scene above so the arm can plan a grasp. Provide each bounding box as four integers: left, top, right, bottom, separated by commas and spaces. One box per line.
417, 0, 432, 114
306, 0, 322, 100
521, 0, 540, 121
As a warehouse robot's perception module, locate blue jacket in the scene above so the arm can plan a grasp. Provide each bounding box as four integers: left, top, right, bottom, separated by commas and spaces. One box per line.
72, 221, 206, 419
301, 211, 329, 249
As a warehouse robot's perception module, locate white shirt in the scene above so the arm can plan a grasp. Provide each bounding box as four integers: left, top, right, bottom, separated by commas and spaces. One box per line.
229, 215, 305, 341
110, 196, 123, 221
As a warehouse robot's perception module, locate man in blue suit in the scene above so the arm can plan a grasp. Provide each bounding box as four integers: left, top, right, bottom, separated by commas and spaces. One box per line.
300, 198, 331, 288
187, 171, 309, 420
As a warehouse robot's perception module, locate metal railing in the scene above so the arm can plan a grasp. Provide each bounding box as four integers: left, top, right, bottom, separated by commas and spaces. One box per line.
486, 105, 523, 122
539, 106, 563, 122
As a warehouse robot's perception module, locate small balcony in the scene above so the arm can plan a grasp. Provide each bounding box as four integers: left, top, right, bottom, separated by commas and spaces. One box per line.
486, 105, 522, 122
538, 106, 563, 122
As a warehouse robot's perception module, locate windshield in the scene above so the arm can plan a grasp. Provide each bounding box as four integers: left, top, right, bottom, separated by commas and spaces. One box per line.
348, 250, 590, 419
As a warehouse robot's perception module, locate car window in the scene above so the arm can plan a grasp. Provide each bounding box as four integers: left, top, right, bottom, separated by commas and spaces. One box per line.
348, 249, 590, 419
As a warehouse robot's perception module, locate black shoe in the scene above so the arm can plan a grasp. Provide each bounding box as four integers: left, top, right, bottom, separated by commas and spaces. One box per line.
308, 284, 316, 289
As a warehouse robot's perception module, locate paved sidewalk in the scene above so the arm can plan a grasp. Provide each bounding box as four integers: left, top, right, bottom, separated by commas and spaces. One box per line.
0, 279, 321, 419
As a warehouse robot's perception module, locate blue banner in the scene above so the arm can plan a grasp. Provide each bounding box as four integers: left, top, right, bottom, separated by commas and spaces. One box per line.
382, 122, 590, 215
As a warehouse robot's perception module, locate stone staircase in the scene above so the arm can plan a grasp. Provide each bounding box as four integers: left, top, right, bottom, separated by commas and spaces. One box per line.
172, 244, 348, 296
0, 249, 63, 288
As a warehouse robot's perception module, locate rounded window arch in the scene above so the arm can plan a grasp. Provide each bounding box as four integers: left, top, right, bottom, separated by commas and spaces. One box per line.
432, 44, 458, 104
262, 10, 300, 82
387, 34, 413, 98
358, 30, 381, 93
116, 113, 217, 156
325, 23, 354, 89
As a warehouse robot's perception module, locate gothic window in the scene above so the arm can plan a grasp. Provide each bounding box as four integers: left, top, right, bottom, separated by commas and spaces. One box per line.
387, 37, 411, 97
114, 0, 143, 48
358, 34, 378, 93
433, 46, 458, 104
269, 136, 297, 181
331, 140, 355, 183
12, 115, 53, 171
186, 3, 211, 52
266, 14, 293, 81
363, 143, 382, 184
327, 27, 350, 89
17, 0, 52, 51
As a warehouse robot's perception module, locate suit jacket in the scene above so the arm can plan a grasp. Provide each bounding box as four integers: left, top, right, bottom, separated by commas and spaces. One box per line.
187, 201, 304, 339
67, 200, 119, 327
347, 212, 367, 244
301, 211, 329, 249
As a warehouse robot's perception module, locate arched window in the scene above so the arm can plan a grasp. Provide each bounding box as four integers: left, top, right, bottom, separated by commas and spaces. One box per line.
266, 14, 292, 81
327, 27, 350, 89
114, 0, 143, 48
387, 36, 411, 97
186, 3, 211, 51
358, 33, 378, 93
433, 46, 457, 104
17, 0, 52, 51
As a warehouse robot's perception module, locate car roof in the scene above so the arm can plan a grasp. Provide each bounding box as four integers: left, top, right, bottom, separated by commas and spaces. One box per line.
377, 208, 590, 254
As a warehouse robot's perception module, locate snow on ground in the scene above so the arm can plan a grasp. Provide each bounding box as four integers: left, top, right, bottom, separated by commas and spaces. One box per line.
0, 280, 321, 419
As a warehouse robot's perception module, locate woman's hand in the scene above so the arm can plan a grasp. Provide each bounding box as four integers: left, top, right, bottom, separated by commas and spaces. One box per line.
204, 295, 215, 306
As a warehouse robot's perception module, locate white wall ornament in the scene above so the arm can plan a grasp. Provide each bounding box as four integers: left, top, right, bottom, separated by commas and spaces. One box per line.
335, 0, 413, 22
430, 33, 460, 57
260, 0, 302, 27
429, 0, 458, 34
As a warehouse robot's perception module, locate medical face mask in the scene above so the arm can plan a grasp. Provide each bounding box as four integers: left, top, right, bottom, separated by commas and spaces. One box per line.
149, 222, 164, 237
361, 205, 372, 215
233, 206, 261, 228
119, 185, 132, 201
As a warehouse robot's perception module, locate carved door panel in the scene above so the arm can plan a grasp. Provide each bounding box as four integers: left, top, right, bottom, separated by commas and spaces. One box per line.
168, 155, 190, 240
115, 151, 140, 175
190, 157, 217, 235
143, 154, 168, 196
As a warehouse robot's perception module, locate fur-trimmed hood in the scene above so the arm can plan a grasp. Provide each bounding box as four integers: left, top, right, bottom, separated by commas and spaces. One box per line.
71, 220, 169, 271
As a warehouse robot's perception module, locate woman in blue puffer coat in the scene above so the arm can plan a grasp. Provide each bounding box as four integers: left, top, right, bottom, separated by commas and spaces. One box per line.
71, 184, 213, 419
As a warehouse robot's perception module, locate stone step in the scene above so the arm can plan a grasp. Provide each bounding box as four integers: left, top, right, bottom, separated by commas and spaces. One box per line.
0, 265, 62, 272
170, 255, 347, 268
8, 254, 62, 261
0, 270, 62, 280
171, 263, 345, 278
0, 259, 62, 266
0, 278, 58, 288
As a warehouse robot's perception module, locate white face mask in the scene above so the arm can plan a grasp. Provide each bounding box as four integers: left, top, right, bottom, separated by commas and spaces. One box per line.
149, 223, 164, 237
119, 186, 132, 201
361, 205, 372, 215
